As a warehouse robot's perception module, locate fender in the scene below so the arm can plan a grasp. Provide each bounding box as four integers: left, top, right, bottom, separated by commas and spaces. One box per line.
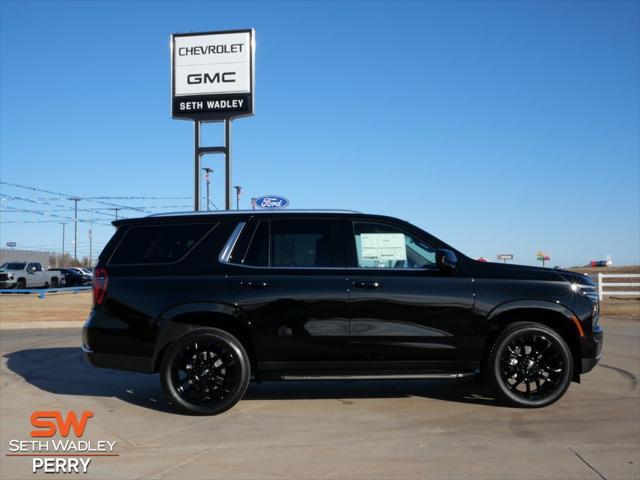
469, 299, 584, 370
152, 302, 253, 368
487, 299, 584, 337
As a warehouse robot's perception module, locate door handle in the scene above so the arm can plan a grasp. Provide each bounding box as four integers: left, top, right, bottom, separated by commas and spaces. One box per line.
240, 281, 271, 289
353, 281, 383, 289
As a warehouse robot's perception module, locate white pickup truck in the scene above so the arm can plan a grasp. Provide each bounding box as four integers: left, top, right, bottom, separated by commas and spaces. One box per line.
0, 262, 65, 289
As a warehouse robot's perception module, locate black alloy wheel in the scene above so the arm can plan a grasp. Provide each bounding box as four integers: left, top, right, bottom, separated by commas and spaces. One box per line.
488, 322, 573, 407
51, 278, 59, 288
160, 328, 250, 415
16, 279, 26, 289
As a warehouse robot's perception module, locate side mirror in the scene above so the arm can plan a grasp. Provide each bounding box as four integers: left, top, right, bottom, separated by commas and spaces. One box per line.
436, 249, 458, 272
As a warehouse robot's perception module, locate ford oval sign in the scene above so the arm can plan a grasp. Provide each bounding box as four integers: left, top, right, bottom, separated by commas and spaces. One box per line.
254, 195, 289, 209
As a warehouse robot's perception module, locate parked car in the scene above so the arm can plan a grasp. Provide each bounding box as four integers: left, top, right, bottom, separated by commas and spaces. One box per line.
69, 267, 93, 276
48, 268, 92, 287
0, 262, 64, 289
83, 210, 603, 415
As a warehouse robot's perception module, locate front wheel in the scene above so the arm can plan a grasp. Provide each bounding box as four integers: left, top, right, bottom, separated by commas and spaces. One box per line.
488, 322, 573, 408
160, 328, 250, 415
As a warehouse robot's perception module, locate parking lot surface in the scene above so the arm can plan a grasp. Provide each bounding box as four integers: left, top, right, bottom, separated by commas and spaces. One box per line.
1, 317, 638, 480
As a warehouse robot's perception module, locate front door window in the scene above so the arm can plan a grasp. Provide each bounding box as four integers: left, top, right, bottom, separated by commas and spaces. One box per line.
352, 222, 436, 269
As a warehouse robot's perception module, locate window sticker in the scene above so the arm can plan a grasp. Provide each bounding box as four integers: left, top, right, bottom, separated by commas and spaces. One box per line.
360, 233, 407, 263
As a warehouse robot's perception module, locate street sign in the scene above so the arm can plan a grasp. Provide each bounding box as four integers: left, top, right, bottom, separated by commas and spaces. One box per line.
253, 195, 289, 209
171, 29, 255, 120
537, 251, 550, 266
6, 242, 16, 248
497, 254, 513, 261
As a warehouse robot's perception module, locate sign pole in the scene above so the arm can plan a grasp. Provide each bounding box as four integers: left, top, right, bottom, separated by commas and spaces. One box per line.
194, 121, 201, 211
225, 118, 232, 210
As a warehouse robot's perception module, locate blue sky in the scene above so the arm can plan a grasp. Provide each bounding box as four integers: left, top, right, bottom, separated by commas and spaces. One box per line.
1, 0, 638, 266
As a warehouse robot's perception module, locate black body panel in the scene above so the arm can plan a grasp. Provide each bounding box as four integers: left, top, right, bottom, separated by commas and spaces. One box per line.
83, 211, 602, 379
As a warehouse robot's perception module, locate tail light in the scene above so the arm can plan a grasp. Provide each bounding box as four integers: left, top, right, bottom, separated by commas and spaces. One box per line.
93, 268, 108, 305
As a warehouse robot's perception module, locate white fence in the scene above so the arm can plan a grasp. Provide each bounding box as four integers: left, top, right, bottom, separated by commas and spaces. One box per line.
597, 273, 640, 301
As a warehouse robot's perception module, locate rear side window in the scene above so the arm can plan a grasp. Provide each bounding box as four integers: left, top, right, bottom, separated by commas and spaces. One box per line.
109, 224, 214, 265
243, 221, 269, 266
239, 219, 344, 268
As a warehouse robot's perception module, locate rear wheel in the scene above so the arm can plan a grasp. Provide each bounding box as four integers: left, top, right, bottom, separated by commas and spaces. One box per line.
487, 322, 573, 407
160, 328, 250, 415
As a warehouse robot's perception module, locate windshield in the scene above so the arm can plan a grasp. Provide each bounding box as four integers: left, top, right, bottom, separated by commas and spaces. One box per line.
0, 263, 26, 270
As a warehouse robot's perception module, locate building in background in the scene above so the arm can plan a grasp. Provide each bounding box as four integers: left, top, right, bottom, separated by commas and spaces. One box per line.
0, 249, 50, 268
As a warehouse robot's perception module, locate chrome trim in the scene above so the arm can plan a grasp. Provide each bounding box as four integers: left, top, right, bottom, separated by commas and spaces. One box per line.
225, 263, 439, 271
225, 262, 347, 271
281, 372, 476, 381
149, 209, 360, 218
219, 222, 246, 263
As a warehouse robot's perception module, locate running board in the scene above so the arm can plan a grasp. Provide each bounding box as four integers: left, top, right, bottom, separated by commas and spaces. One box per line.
281, 372, 477, 381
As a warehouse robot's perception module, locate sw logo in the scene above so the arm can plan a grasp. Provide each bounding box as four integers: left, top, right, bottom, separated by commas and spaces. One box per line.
31, 410, 93, 438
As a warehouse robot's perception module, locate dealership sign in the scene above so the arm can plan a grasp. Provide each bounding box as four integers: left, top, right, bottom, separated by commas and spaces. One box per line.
171, 29, 254, 120
253, 195, 289, 209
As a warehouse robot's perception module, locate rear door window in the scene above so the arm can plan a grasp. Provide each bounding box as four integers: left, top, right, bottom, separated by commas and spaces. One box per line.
109, 224, 214, 265
238, 219, 345, 268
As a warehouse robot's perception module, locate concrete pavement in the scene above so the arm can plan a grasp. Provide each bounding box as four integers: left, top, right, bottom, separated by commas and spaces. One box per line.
1, 317, 638, 479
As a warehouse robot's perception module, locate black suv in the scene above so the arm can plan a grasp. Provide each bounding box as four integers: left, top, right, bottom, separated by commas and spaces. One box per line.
83, 210, 603, 414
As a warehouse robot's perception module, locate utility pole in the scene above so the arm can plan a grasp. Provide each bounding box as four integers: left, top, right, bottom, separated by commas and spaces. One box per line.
234, 185, 242, 210
88, 210, 93, 266
110, 208, 120, 220
69, 197, 81, 263
202, 167, 213, 211
60, 223, 66, 267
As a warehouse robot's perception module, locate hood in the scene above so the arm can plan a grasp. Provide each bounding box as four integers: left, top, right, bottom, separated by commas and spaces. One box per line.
466, 260, 596, 285
465, 260, 566, 282
553, 268, 596, 286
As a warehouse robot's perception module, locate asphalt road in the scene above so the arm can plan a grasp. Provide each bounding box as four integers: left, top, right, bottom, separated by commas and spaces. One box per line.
1, 317, 638, 480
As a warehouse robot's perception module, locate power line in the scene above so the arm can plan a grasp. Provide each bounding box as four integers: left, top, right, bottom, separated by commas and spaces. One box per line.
0, 219, 114, 224
0, 181, 149, 213
0, 194, 119, 218
1, 193, 190, 215
84, 196, 191, 200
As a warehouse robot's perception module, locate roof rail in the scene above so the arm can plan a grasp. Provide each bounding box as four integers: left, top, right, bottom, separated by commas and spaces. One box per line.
147, 209, 361, 218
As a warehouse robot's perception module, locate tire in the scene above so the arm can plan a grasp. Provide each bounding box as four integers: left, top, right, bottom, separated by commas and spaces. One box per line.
487, 322, 573, 408
51, 278, 59, 288
16, 279, 26, 289
160, 328, 251, 415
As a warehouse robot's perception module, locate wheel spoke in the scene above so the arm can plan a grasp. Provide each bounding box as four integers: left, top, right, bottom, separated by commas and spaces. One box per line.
171, 337, 240, 407
499, 330, 566, 401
